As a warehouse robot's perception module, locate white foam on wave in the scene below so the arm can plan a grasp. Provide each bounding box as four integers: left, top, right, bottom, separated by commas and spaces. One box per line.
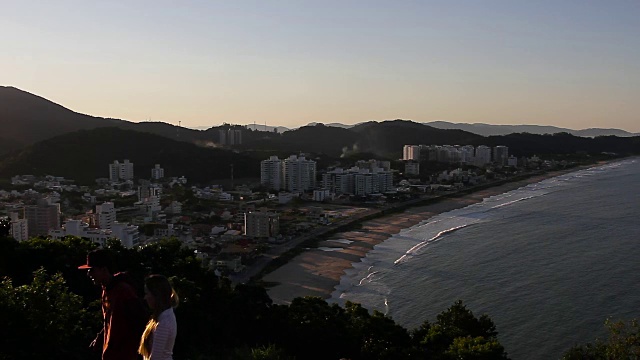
394, 223, 473, 265
327, 239, 354, 244
317, 247, 343, 252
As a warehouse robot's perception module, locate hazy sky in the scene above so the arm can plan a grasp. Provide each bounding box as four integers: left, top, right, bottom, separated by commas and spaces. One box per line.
2, 1, 639, 131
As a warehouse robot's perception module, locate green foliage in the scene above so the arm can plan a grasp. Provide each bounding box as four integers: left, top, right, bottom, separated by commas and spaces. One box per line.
562, 319, 640, 359
0, 237, 514, 360
0, 217, 10, 237
414, 300, 507, 360
445, 336, 508, 360
0, 268, 96, 360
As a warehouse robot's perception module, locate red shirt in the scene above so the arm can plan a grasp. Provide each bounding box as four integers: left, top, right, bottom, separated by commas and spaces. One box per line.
101, 273, 148, 360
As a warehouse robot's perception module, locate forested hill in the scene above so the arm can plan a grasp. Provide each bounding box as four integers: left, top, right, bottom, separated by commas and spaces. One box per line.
485, 132, 640, 157
0, 86, 211, 152
2, 87, 639, 161
0, 127, 261, 184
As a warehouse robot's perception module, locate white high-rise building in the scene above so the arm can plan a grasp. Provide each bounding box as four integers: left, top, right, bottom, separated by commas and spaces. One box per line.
403, 145, 420, 161
475, 145, 492, 166
460, 145, 476, 164
9, 212, 28, 242
322, 167, 393, 196
493, 146, 509, 165
50, 220, 139, 248
260, 156, 283, 190
151, 164, 164, 180
283, 155, 316, 193
96, 202, 116, 230
112, 222, 140, 248
109, 160, 134, 181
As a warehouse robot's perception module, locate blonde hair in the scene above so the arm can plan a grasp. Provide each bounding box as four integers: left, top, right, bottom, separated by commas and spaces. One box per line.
138, 319, 158, 360
138, 275, 179, 359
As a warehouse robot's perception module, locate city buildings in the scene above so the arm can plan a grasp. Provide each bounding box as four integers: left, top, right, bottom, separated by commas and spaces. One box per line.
219, 128, 242, 146
96, 202, 116, 230
244, 209, 280, 238
322, 166, 394, 196
260, 156, 282, 190
109, 159, 134, 181
283, 155, 316, 193
24, 197, 60, 237
9, 212, 28, 241
401, 144, 509, 167
151, 164, 165, 180
260, 155, 317, 193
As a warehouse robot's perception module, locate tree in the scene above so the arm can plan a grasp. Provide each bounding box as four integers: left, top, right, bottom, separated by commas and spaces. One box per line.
562, 319, 640, 359
414, 300, 508, 360
0, 268, 97, 360
0, 216, 10, 237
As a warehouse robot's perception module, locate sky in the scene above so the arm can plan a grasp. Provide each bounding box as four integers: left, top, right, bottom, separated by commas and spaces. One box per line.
2, 1, 639, 132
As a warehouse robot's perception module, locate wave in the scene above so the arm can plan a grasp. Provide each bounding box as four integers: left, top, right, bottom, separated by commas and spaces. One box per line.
490, 195, 537, 209
357, 270, 379, 286
394, 224, 473, 265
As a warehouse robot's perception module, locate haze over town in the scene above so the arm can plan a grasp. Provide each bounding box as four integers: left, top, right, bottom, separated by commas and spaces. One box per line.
2, 1, 639, 132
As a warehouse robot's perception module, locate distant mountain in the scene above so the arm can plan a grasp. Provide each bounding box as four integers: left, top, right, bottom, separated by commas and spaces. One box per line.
244, 123, 290, 133
424, 121, 638, 137
486, 132, 640, 157
2, 87, 638, 164
305, 122, 357, 129
0, 86, 215, 153
0, 127, 261, 184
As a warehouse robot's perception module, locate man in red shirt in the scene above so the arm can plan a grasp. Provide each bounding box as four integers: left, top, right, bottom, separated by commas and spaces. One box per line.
79, 249, 147, 360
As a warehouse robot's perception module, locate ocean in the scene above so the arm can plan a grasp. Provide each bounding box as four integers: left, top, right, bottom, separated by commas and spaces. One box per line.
330, 158, 640, 359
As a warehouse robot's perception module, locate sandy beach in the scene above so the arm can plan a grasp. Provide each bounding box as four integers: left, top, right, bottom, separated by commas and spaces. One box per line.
263, 168, 590, 304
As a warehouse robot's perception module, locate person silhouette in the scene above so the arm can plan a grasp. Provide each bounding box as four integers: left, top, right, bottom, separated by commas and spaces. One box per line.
78, 249, 147, 360
138, 274, 179, 360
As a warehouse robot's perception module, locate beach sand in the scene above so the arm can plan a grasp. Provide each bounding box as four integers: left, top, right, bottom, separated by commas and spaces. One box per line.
263, 169, 582, 305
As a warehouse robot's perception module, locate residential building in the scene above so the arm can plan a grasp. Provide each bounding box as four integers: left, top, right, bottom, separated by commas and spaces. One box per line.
403, 145, 420, 161
165, 201, 183, 214
9, 212, 28, 241
219, 128, 242, 145
475, 146, 492, 166
313, 189, 331, 202
405, 161, 420, 176
283, 155, 316, 193
493, 146, 509, 165
322, 167, 393, 196
50, 220, 139, 248
111, 222, 140, 248
109, 159, 134, 181
244, 209, 280, 238
96, 202, 116, 230
24, 198, 60, 237
151, 164, 165, 180
260, 156, 283, 190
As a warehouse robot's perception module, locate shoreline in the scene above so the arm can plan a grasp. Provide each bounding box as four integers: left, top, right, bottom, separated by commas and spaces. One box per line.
262, 163, 610, 305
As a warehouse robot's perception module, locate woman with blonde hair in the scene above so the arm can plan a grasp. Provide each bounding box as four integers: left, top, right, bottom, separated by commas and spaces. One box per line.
138, 274, 179, 360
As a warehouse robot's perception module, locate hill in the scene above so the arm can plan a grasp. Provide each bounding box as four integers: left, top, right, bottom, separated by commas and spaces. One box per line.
0, 86, 213, 153
351, 120, 485, 156
0, 127, 261, 184
486, 132, 640, 157
425, 121, 638, 137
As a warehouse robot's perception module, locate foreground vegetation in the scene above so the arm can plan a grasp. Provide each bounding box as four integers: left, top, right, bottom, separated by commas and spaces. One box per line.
0, 234, 636, 359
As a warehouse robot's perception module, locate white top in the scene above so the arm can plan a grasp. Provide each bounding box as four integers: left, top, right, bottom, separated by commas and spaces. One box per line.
150, 308, 177, 360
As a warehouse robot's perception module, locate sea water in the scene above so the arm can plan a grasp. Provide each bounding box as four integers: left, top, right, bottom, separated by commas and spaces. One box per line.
330, 158, 640, 359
